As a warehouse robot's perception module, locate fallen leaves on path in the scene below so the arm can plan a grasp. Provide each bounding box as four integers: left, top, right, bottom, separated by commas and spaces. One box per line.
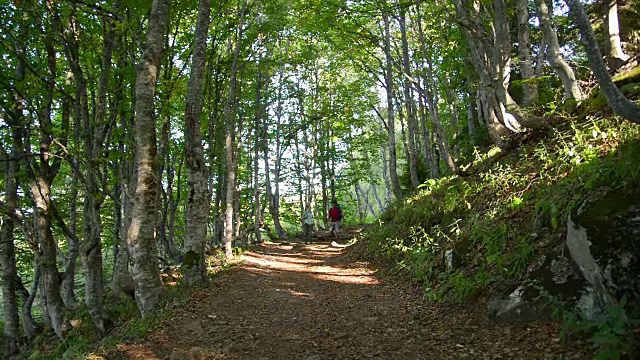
104, 228, 590, 360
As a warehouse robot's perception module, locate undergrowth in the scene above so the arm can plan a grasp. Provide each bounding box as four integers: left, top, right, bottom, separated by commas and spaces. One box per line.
554, 296, 639, 360
20, 251, 236, 360
362, 115, 640, 356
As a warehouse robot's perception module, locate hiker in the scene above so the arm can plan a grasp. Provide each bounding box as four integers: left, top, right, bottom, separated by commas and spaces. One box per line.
301, 206, 314, 243
328, 200, 343, 240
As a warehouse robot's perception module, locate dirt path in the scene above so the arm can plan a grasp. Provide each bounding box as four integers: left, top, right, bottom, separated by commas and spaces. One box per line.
108, 228, 588, 360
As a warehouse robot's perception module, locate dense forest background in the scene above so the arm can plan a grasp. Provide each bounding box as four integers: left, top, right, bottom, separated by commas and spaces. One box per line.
1, 0, 639, 357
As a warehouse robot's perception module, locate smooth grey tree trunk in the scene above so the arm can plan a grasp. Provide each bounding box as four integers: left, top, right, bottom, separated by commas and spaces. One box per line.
1, 130, 20, 356
184, 0, 211, 286
371, 182, 385, 213
261, 60, 287, 239
378, 119, 393, 204
415, 4, 456, 172
31, 10, 70, 337
112, 111, 135, 301
604, 0, 628, 70
566, 0, 640, 123
223, 0, 246, 259
18, 267, 38, 341
31, 179, 69, 338
254, 81, 262, 244
60, 4, 119, 333
465, 72, 477, 137
536, 0, 582, 101
382, 9, 403, 200
354, 183, 366, 224
454, 0, 511, 146
128, 0, 170, 315
517, 0, 538, 106
2, 25, 27, 352
60, 120, 79, 310
445, 83, 461, 158
398, 9, 420, 189
417, 86, 438, 178
273, 71, 287, 238
363, 187, 379, 218
397, 96, 411, 171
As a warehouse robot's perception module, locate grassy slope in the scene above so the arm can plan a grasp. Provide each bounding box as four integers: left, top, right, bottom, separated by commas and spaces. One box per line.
362, 105, 640, 304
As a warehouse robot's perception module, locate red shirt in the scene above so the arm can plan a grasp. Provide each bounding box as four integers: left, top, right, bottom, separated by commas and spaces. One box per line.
329, 206, 342, 222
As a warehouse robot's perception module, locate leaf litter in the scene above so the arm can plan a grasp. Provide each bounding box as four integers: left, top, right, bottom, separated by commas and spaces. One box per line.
105, 227, 590, 360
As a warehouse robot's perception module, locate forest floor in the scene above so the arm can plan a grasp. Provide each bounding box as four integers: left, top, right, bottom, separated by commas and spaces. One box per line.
102, 227, 590, 360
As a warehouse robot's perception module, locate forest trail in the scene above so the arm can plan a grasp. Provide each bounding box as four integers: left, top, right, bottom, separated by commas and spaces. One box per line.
107, 228, 587, 360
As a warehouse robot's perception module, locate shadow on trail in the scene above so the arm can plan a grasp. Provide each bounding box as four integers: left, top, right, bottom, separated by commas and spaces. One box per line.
241, 241, 379, 286
108, 228, 589, 360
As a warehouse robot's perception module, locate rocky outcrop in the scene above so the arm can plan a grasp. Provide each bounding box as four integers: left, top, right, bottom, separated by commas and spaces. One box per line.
489, 189, 640, 324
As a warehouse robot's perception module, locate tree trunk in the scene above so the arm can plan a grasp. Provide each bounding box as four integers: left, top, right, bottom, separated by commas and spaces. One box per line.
417, 86, 439, 178
382, 9, 403, 200
604, 0, 628, 71
254, 84, 262, 244
184, 0, 211, 286
263, 132, 287, 238
1, 129, 20, 356
112, 156, 122, 275
363, 187, 379, 218
60, 118, 79, 310
32, 180, 69, 338
371, 182, 385, 213
517, 0, 538, 106
466, 74, 477, 137
415, 4, 456, 172
453, 0, 513, 146
261, 59, 287, 239
128, 0, 170, 315
2, 21, 27, 351
31, 8, 70, 337
60, 4, 118, 333
168, 157, 182, 254
273, 71, 287, 238
354, 183, 366, 224
566, 0, 640, 123
378, 119, 393, 204
445, 83, 461, 158
398, 9, 420, 189
112, 111, 135, 301
223, 0, 246, 258
536, 0, 582, 101
157, 118, 171, 261
421, 71, 457, 173
17, 268, 38, 341
294, 124, 304, 218
397, 96, 411, 170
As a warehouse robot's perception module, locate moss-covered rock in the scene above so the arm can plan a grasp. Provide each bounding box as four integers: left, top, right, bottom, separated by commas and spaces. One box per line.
613, 65, 640, 87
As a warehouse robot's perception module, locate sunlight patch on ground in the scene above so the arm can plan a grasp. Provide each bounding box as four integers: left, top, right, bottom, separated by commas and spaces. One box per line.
269, 257, 323, 265
240, 245, 380, 285
261, 241, 294, 250
331, 241, 349, 248
114, 344, 161, 360
313, 273, 380, 285
285, 288, 313, 298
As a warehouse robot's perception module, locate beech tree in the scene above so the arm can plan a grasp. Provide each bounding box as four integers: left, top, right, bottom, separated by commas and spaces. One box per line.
535, 0, 582, 102
128, 0, 170, 315
183, 0, 211, 286
2, 0, 639, 353
604, 0, 628, 70
566, 0, 640, 123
